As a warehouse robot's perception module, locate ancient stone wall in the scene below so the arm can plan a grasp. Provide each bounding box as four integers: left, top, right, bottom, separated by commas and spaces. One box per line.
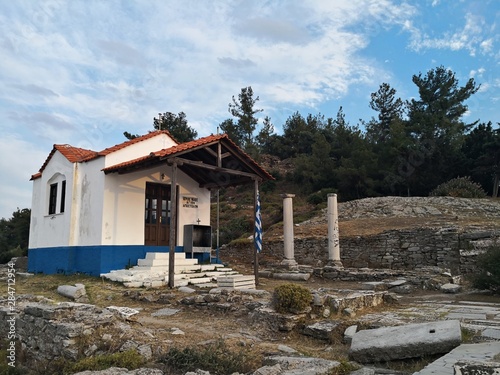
261, 228, 498, 275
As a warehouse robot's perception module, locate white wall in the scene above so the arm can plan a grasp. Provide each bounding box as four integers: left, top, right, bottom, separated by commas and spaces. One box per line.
102, 165, 211, 246
71, 157, 105, 246
103, 133, 177, 168
28, 152, 74, 248
30, 133, 212, 249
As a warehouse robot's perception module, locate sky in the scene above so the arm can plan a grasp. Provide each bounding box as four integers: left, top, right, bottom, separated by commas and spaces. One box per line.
0, 0, 499, 219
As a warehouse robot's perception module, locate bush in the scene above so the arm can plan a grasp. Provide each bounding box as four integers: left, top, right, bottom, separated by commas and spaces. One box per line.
273, 283, 312, 314
160, 340, 259, 375
59, 350, 144, 374
307, 188, 338, 205
429, 176, 487, 198
471, 245, 500, 293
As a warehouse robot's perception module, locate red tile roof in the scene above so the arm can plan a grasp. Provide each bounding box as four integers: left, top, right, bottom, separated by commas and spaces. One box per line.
102, 134, 228, 173
102, 133, 274, 182
30, 144, 98, 180
30, 130, 176, 180
31, 131, 273, 185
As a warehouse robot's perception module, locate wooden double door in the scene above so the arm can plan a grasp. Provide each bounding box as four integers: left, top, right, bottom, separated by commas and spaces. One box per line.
144, 182, 172, 246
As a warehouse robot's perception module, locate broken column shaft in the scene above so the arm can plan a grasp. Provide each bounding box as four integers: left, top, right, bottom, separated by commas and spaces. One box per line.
327, 193, 343, 267
281, 193, 297, 267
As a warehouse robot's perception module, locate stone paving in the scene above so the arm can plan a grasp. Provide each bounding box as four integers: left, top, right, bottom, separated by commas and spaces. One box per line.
356, 294, 500, 374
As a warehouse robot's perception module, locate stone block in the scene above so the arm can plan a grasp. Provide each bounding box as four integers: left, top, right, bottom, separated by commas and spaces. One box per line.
441, 283, 462, 293
349, 320, 462, 363
302, 320, 340, 341
453, 361, 500, 375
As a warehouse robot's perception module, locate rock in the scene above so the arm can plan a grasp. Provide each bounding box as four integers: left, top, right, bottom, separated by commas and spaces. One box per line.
57, 284, 87, 301
441, 283, 462, 294
264, 355, 340, 375
302, 320, 340, 341
253, 363, 282, 375
273, 273, 311, 281
151, 308, 180, 317
453, 360, 500, 375
278, 344, 297, 354
361, 282, 387, 291
342, 308, 356, 317
178, 286, 196, 293
349, 320, 462, 363
344, 325, 358, 344
73, 368, 164, 375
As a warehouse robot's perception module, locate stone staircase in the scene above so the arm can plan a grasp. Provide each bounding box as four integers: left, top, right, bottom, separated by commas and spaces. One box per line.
100, 252, 240, 288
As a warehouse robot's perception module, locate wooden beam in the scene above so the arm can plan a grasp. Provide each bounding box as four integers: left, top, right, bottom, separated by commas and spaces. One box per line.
173, 157, 258, 179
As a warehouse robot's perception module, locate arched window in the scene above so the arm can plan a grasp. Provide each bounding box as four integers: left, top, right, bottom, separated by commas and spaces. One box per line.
47, 174, 67, 215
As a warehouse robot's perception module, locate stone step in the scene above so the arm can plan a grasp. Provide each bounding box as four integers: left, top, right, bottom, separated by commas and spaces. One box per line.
217, 275, 255, 289
188, 277, 213, 285
137, 258, 198, 267
145, 252, 188, 260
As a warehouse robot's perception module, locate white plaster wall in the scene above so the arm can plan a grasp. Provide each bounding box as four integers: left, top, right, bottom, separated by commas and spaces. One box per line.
28, 152, 74, 248
102, 165, 211, 246
28, 178, 41, 248
72, 158, 105, 246
103, 133, 177, 168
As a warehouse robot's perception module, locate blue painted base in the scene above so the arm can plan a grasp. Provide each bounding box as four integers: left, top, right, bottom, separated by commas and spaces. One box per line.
28, 245, 184, 276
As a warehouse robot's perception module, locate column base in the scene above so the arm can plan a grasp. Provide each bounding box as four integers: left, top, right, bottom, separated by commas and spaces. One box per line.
327, 259, 344, 268
281, 258, 298, 268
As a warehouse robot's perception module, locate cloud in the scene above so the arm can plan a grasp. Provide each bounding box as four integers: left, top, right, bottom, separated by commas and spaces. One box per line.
407, 12, 496, 57
0, 134, 48, 218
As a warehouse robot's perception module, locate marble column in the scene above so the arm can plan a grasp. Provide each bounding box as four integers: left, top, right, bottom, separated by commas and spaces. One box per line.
327, 193, 343, 267
281, 194, 297, 267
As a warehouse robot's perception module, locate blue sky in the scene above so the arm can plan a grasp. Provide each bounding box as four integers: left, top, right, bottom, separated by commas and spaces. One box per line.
0, 0, 498, 219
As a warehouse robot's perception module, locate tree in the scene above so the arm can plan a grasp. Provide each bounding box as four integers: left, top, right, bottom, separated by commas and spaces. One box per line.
405, 66, 480, 195
256, 116, 275, 154
219, 118, 243, 147
0, 208, 30, 263
124, 111, 198, 143
461, 122, 500, 196
153, 111, 198, 143
227, 86, 263, 151
366, 83, 404, 144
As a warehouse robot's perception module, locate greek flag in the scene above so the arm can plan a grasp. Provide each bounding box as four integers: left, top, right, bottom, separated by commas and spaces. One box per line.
254, 190, 262, 253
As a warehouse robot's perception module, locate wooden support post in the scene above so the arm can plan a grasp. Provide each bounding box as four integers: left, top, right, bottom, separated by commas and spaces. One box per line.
168, 161, 178, 288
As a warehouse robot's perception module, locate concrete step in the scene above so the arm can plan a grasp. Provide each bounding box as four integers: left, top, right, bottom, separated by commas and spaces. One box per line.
137, 258, 198, 267
188, 277, 213, 285
145, 252, 188, 260
217, 275, 255, 289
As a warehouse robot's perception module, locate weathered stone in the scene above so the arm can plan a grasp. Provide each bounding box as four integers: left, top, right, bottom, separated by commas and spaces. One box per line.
264, 355, 340, 375
349, 320, 462, 363
302, 320, 340, 341
273, 272, 311, 281
344, 325, 358, 344
361, 282, 387, 291
453, 360, 500, 375
278, 344, 297, 354
57, 284, 87, 301
253, 363, 282, 375
178, 286, 196, 293
441, 283, 462, 294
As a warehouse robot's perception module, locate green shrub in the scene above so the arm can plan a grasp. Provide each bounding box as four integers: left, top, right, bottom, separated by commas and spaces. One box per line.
307, 188, 338, 205
273, 283, 312, 314
429, 176, 487, 198
161, 340, 258, 375
471, 245, 500, 293
61, 350, 144, 374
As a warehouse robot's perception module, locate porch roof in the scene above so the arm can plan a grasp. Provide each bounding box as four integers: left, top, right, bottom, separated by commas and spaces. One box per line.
102, 134, 274, 188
